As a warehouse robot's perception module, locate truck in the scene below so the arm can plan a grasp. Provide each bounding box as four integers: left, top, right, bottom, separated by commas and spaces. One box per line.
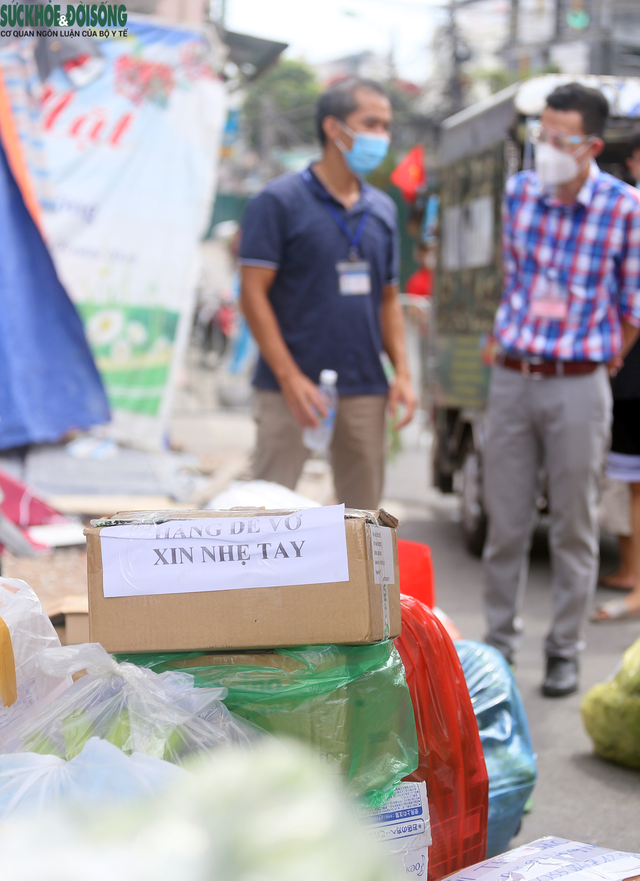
429, 74, 640, 555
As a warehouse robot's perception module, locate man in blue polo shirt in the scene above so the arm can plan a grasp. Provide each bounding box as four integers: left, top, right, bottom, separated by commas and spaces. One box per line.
239, 77, 415, 509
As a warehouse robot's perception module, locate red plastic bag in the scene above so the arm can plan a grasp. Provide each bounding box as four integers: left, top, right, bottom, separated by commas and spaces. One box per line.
397, 539, 435, 608
396, 595, 488, 880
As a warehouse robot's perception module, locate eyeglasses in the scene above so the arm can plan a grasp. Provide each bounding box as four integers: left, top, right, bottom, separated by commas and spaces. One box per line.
528, 122, 591, 153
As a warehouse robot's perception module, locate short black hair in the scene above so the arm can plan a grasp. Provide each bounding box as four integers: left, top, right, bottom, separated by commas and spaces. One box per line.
630, 128, 640, 156
316, 77, 387, 145
545, 82, 609, 137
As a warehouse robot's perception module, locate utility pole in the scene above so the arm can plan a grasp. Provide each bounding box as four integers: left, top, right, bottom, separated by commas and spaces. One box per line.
437, 0, 494, 116
590, 0, 613, 75
447, 0, 462, 114
554, 0, 562, 39
388, 29, 397, 82
509, 0, 519, 68
259, 95, 277, 183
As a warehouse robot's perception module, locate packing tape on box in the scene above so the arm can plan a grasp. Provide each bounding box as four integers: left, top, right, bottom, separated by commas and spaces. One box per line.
381, 583, 390, 640
0, 616, 17, 707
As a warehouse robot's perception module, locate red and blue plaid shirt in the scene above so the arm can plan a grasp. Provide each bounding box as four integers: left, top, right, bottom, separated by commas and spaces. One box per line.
495, 161, 640, 362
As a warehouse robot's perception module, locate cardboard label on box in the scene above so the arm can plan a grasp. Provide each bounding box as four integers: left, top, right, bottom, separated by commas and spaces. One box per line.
367, 525, 395, 586
100, 505, 349, 598
85, 507, 401, 653
367, 525, 395, 639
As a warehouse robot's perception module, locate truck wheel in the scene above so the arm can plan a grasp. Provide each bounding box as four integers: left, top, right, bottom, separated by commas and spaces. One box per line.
435, 467, 454, 494
433, 434, 454, 493
461, 447, 487, 557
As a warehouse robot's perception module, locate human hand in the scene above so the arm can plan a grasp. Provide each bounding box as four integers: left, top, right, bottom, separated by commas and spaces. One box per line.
607, 354, 623, 377
280, 371, 328, 428
388, 373, 416, 430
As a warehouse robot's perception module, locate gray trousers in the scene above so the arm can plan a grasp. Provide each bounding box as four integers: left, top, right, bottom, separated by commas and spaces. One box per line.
482, 364, 612, 663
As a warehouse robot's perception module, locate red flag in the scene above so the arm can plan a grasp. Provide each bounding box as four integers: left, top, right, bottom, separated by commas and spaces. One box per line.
390, 145, 426, 203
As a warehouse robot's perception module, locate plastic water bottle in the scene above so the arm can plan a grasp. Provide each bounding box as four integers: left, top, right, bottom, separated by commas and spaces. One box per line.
303, 369, 338, 455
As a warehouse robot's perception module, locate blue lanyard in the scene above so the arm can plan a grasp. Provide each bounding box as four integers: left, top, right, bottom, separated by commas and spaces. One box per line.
302, 168, 371, 260
323, 201, 371, 261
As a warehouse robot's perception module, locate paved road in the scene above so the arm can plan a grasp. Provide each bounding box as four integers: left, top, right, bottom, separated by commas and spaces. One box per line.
187, 385, 640, 854
385, 425, 640, 853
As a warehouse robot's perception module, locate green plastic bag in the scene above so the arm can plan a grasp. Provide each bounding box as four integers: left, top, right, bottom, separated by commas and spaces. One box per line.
118, 641, 418, 806
581, 636, 640, 770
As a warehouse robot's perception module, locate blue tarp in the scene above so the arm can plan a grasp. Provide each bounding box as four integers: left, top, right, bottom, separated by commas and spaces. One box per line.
0, 138, 110, 449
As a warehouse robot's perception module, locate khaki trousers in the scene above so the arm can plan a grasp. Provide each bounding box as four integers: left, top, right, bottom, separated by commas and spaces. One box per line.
482, 364, 612, 663
252, 390, 387, 510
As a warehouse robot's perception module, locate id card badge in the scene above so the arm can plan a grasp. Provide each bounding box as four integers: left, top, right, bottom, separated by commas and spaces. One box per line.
337, 261, 371, 296
528, 275, 568, 320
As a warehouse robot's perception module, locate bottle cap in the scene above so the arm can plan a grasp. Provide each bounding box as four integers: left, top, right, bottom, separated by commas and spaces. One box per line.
320, 369, 338, 385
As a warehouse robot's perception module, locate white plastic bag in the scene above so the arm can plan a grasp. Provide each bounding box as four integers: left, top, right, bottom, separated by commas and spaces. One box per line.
0, 578, 71, 743
0, 741, 400, 881
2, 643, 259, 763
0, 737, 186, 821
207, 479, 320, 509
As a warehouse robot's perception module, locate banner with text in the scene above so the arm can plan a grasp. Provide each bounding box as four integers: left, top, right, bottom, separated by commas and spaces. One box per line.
1, 20, 226, 448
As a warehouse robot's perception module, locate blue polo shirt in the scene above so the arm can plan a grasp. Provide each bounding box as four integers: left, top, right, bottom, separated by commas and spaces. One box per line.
239, 164, 399, 396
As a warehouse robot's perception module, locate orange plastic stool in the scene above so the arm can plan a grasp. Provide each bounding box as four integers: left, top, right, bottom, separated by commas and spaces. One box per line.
397, 539, 435, 608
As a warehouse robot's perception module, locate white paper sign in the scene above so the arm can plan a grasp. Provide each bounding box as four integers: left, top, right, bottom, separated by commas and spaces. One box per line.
100, 505, 349, 598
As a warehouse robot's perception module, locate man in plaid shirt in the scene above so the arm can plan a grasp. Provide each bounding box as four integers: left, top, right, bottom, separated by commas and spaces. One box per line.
483, 82, 640, 697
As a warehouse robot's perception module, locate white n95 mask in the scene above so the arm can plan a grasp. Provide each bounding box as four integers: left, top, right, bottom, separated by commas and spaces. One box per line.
535, 142, 584, 188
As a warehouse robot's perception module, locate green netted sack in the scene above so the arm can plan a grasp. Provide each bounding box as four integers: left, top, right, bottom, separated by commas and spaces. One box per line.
118, 641, 418, 806
581, 636, 640, 770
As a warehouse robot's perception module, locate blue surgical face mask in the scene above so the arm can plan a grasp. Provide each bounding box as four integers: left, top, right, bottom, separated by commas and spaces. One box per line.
336, 121, 390, 176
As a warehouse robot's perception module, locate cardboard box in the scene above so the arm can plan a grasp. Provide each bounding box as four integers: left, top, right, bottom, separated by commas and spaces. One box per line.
85, 505, 400, 653
47, 595, 90, 646
442, 838, 640, 881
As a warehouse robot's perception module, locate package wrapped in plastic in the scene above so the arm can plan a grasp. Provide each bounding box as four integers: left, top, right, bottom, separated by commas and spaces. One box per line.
581, 636, 640, 770
118, 640, 419, 806
395, 596, 488, 881
0, 578, 71, 744
0, 740, 401, 881
455, 640, 537, 858
2, 643, 259, 763
0, 736, 186, 821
